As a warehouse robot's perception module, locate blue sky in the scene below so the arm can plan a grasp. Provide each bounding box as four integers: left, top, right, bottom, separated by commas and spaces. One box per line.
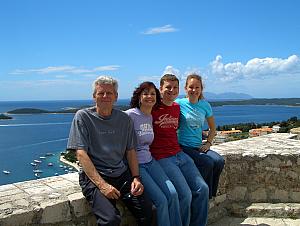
1, 0, 300, 101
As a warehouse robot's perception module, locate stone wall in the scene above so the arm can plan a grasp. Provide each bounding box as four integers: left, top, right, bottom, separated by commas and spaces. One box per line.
1, 133, 299, 225
213, 133, 300, 204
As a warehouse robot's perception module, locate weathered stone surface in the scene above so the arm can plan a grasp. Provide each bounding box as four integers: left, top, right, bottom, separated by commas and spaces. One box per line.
249, 188, 267, 201
271, 190, 289, 202
290, 191, 300, 202
0, 208, 36, 226
0, 133, 299, 225
40, 199, 72, 224
229, 186, 247, 201
68, 192, 91, 218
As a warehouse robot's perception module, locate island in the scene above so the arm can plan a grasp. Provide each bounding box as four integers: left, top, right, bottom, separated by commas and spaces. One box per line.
0, 113, 12, 120
210, 98, 300, 107
5, 98, 300, 115
6, 105, 130, 114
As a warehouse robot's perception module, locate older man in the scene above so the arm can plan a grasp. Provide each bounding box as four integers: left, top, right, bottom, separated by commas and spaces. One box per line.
67, 76, 152, 226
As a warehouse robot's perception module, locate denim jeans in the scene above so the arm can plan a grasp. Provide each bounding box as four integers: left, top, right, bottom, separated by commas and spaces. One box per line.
158, 151, 209, 226
79, 170, 152, 226
140, 159, 182, 226
181, 145, 225, 199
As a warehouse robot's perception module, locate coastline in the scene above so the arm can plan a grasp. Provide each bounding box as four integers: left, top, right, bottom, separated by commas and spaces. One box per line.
59, 155, 80, 172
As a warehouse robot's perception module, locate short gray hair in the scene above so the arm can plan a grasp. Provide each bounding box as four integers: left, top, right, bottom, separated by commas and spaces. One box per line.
93, 75, 118, 96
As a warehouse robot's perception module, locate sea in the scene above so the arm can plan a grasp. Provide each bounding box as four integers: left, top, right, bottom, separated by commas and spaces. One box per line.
0, 99, 300, 186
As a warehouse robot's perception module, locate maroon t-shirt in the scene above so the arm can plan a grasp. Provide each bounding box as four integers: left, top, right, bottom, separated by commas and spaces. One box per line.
150, 102, 181, 160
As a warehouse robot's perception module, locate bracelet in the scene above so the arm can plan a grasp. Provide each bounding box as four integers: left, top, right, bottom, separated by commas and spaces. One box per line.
207, 140, 212, 146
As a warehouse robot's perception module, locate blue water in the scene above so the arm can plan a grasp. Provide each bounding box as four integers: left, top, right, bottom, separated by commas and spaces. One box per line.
0, 100, 299, 185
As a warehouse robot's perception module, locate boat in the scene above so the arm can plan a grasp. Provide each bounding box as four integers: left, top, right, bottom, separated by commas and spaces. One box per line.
39, 156, 46, 159
30, 163, 37, 166
68, 167, 73, 170
59, 165, 64, 168
45, 152, 54, 156
34, 159, 42, 163
33, 169, 43, 173
54, 173, 59, 176
3, 170, 10, 174
48, 163, 53, 166
34, 173, 40, 178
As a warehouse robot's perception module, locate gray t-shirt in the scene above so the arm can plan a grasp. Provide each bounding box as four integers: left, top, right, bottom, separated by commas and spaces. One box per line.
125, 108, 153, 164
67, 107, 136, 177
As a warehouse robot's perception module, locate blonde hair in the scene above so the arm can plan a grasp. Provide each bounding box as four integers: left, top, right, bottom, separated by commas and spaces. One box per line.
185, 73, 204, 100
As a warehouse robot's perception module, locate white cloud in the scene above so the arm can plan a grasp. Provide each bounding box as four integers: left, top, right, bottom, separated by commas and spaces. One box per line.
55, 75, 67, 79
10, 65, 121, 75
93, 65, 120, 71
142, 25, 178, 35
209, 54, 300, 82
0, 79, 86, 88
138, 75, 161, 82
162, 65, 180, 76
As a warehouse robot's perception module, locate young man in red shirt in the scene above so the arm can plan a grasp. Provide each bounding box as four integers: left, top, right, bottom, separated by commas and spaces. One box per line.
150, 74, 209, 226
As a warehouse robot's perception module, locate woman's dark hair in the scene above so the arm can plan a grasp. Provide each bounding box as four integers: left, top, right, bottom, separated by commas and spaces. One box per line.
130, 81, 161, 108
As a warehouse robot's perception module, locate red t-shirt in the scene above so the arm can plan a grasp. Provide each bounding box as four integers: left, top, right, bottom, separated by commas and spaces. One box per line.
150, 102, 181, 160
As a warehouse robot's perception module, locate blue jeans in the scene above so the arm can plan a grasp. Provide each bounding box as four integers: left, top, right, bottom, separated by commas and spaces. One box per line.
140, 159, 182, 226
79, 170, 152, 226
158, 151, 209, 226
181, 145, 225, 199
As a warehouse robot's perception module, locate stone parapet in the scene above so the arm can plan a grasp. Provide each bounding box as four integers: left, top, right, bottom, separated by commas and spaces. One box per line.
213, 133, 300, 204
0, 133, 300, 225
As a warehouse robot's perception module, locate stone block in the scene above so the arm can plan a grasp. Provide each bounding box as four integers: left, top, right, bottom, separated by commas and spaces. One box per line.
0, 192, 29, 204
214, 194, 227, 204
60, 172, 79, 183
23, 185, 53, 195
271, 190, 289, 202
68, 192, 92, 217
265, 167, 280, 173
40, 199, 72, 224
290, 192, 300, 202
229, 186, 247, 201
249, 188, 267, 202
0, 187, 24, 199
14, 199, 29, 207
0, 184, 17, 192
45, 179, 76, 190
255, 217, 284, 225
286, 171, 299, 180
0, 208, 36, 226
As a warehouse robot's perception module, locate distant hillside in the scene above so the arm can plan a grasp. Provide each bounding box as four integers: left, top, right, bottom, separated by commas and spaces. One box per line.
6, 98, 300, 115
7, 108, 79, 114
177, 92, 253, 100
205, 92, 253, 100
210, 98, 300, 107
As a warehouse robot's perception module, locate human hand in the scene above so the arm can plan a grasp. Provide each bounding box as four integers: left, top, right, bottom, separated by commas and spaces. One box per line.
131, 178, 144, 196
199, 142, 211, 153
99, 183, 120, 199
